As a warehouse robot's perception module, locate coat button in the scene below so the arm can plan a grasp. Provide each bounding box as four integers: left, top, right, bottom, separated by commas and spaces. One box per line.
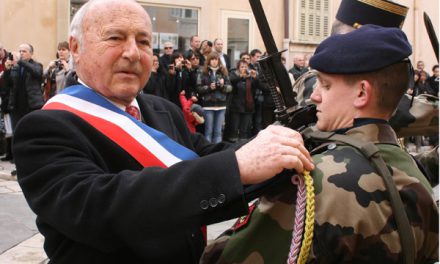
209, 198, 218, 207
327, 143, 337, 150
200, 200, 209, 210
218, 194, 226, 204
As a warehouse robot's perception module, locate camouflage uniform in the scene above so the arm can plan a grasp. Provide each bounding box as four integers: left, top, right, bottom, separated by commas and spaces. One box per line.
201, 122, 439, 264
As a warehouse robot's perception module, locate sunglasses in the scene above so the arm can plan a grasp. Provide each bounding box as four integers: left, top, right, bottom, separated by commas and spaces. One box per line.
164, 47, 173, 50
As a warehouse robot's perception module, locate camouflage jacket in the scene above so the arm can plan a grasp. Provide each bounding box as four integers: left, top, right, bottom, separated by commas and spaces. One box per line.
202, 123, 438, 264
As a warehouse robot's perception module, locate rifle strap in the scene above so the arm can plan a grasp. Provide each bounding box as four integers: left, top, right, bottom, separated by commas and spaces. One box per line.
303, 129, 415, 264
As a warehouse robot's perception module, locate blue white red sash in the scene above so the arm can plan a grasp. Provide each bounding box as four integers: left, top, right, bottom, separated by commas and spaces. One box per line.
43, 85, 199, 167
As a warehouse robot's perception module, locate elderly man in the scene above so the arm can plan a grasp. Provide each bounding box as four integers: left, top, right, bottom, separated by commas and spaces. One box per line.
288, 54, 307, 80
13, 0, 314, 263
4, 43, 43, 126
3, 43, 43, 163
159, 41, 174, 75
202, 25, 438, 264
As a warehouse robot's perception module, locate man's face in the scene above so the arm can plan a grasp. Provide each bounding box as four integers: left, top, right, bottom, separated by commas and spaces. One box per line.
214, 40, 223, 53
310, 72, 358, 131
417, 61, 424, 71
164, 43, 174, 55
294, 56, 305, 67
434, 67, 439, 77
191, 36, 201, 50
250, 52, 261, 64
57, 47, 70, 61
19, 44, 32, 61
71, 0, 153, 106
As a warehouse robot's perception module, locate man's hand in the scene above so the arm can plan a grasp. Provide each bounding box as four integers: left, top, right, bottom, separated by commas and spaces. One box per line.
235, 125, 314, 184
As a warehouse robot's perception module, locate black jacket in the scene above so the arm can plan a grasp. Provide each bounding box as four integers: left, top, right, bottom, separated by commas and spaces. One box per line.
4, 59, 44, 112
229, 70, 257, 113
14, 93, 248, 263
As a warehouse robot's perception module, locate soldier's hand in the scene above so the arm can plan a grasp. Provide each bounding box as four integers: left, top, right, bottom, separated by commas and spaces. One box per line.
235, 125, 314, 184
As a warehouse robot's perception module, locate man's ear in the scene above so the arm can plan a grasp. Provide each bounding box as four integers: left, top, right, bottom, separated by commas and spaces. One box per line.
69, 36, 80, 65
353, 80, 372, 108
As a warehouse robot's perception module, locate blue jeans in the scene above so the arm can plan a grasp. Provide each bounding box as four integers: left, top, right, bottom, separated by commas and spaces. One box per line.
204, 109, 226, 143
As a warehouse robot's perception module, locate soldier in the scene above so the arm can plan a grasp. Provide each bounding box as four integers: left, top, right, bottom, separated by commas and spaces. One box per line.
202, 25, 438, 264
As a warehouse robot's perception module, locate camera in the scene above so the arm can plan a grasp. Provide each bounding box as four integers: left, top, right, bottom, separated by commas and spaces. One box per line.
54, 60, 63, 70
7, 52, 13, 61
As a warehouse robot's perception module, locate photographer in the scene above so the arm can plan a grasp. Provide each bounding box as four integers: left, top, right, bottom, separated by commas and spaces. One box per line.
43, 41, 71, 100
227, 59, 258, 142
164, 51, 191, 107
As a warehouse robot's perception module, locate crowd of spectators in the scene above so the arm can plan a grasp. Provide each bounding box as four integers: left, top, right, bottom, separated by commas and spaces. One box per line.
0, 37, 438, 150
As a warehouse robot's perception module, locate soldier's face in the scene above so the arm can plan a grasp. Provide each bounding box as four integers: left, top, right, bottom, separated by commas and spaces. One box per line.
311, 72, 358, 131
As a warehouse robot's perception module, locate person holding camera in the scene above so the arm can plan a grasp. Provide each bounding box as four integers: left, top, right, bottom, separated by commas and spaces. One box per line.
3, 43, 43, 163
196, 52, 232, 143
227, 59, 258, 142
43, 41, 72, 101
164, 51, 192, 108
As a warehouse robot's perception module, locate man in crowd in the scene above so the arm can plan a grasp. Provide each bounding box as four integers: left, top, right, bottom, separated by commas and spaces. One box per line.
416, 60, 430, 78
203, 24, 438, 264
213, 38, 231, 71
184, 35, 201, 58
159, 41, 174, 74
249, 49, 263, 136
288, 53, 308, 80
13, 0, 314, 263
4, 43, 43, 162
428, 64, 439, 95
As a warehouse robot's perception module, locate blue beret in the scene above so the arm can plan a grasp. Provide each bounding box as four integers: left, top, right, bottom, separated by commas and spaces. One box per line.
309, 24, 412, 74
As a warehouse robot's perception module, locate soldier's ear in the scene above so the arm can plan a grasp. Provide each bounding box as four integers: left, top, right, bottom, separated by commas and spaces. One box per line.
353, 80, 372, 108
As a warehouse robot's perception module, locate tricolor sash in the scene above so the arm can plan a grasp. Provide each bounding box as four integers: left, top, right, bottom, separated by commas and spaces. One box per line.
43, 85, 199, 168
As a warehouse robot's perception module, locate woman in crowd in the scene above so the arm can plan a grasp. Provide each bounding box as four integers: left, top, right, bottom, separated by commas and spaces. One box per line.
197, 52, 232, 143
227, 59, 258, 142
165, 51, 191, 107
43, 41, 72, 100
198, 40, 212, 67
414, 70, 435, 96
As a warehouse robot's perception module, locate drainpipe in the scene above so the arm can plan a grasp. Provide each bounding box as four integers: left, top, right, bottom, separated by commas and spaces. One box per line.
284, 0, 289, 38
284, 0, 290, 68
413, 0, 418, 63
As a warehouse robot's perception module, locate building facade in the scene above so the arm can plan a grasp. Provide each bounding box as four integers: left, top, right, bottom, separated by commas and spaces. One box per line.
0, 0, 438, 71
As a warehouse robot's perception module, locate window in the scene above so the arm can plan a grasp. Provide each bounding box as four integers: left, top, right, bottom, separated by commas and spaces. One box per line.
70, 1, 198, 54
221, 11, 255, 69
146, 6, 198, 53
297, 0, 329, 43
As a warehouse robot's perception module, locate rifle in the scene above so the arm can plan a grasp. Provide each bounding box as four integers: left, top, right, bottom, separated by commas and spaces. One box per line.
249, 0, 317, 131
242, 0, 317, 202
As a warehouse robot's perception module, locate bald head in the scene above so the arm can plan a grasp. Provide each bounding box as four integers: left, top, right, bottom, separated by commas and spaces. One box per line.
68, 0, 153, 105
70, 0, 150, 50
